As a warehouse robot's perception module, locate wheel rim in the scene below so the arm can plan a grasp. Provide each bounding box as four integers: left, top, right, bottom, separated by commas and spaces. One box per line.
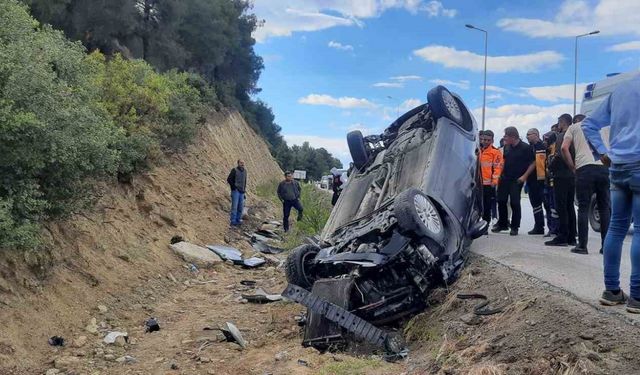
442, 90, 462, 122
414, 195, 442, 234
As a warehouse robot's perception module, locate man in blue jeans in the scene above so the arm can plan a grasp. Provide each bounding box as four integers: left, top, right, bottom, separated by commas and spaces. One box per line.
226, 160, 247, 226
583, 73, 640, 313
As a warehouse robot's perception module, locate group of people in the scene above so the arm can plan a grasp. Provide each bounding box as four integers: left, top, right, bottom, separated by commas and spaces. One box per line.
480, 74, 640, 313
226, 161, 304, 233
481, 114, 609, 255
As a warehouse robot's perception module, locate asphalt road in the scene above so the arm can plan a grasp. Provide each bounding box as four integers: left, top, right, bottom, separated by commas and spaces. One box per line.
472, 197, 637, 320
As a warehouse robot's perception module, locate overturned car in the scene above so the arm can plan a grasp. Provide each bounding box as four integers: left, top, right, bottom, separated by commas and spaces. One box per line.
283, 86, 487, 356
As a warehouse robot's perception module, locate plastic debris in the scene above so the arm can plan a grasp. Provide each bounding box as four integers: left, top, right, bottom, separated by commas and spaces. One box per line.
103, 331, 128, 345
145, 318, 160, 333
48, 336, 65, 346
219, 322, 247, 349
206, 245, 266, 268
241, 288, 283, 303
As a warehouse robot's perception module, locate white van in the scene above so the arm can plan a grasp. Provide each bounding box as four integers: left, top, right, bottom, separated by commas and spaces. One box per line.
579, 70, 639, 232
581, 70, 640, 116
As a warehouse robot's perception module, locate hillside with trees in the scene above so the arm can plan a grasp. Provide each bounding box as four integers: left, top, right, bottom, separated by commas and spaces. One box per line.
0, 0, 342, 250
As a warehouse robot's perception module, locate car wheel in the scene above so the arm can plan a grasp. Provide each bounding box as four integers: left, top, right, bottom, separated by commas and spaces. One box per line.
427, 85, 464, 126
347, 130, 369, 171
284, 244, 319, 291
394, 188, 445, 242
589, 195, 601, 233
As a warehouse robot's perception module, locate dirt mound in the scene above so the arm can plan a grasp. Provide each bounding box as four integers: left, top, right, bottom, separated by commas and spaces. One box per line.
0, 110, 282, 373
405, 255, 640, 375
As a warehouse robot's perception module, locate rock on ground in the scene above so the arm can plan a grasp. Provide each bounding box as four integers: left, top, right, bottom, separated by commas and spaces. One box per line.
169, 242, 222, 268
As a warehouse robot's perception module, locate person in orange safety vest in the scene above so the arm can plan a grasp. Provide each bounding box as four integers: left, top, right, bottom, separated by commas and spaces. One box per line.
479, 130, 504, 224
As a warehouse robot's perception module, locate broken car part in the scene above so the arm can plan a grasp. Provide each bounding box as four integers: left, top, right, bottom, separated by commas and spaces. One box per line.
218, 322, 247, 349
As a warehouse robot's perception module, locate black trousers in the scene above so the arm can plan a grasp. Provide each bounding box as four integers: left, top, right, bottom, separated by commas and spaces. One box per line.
283, 199, 303, 232
497, 179, 523, 229
554, 176, 577, 242
576, 165, 610, 249
528, 180, 545, 230
482, 185, 496, 223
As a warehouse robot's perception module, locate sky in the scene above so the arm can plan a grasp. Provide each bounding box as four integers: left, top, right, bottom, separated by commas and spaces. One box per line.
252, 0, 640, 166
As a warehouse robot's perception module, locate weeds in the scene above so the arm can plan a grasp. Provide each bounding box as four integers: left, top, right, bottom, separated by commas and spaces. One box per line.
318, 356, 395, 375
256, 181, 333, 250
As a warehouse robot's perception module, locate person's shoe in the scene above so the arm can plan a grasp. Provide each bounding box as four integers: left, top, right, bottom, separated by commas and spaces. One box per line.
599, 248, 603, 254
600, 289, 627, 306
543, 231, 552, 238
568, 238, 577, 246
510, 228, 518, 236
528, 228, 545, 235
491, 225, 508, 233
570, 247, 588, 255
545, 237, 568, 246
626, 296, 640, 314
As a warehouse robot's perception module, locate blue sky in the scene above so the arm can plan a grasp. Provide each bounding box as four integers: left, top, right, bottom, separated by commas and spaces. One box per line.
252, 0, 640, 166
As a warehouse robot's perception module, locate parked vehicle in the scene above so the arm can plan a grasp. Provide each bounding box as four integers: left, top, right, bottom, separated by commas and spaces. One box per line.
580, 70, 639, 232
282, 86, 486, 355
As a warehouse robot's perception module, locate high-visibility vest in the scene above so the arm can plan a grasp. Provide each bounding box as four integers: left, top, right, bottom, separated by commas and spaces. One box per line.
480, 146, 504, 186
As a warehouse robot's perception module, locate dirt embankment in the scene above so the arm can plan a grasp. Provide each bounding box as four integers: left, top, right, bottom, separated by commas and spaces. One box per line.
0, 110, 282, 373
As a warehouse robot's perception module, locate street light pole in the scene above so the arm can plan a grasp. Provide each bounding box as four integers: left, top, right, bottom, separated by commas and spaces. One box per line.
574, 30, 600, 116
466, 24, 488, 131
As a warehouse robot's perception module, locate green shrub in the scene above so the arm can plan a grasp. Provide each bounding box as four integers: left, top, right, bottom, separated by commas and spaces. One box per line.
0, 0, 210, 249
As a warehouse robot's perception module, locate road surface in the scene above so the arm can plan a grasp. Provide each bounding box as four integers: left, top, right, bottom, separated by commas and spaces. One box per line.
472, 197, 637, 321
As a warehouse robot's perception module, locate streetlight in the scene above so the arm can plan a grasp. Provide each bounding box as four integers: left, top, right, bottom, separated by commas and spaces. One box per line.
466, 24, 488, 131
574, 30, 600, 116
386, 95, 399, 119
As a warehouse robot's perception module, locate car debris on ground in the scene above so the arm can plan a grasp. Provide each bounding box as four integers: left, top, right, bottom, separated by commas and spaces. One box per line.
217, 322, 247, 349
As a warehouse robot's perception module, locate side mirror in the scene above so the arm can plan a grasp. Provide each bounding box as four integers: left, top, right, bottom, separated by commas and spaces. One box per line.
469, 220, 488, 240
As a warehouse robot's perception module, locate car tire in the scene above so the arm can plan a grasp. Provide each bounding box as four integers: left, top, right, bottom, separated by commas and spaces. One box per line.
589, 195, 601, 233
394, 188, 445, 242
347, 130, 369, 171
284, 244, 319, 291
427, 85, 464, 126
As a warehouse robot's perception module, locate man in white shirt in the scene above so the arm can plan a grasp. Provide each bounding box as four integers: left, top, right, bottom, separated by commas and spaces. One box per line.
561, 114, 610, 255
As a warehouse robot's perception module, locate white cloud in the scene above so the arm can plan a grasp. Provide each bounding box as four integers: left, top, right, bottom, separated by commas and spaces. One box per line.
423, 1, 457, 18
521, 83, 588, 102
486, 94, 503, 101
253, 1, 458, 42
429, 79, 470, 90
608, 41, 640, 52
328, 40, 354, 51
413, 45, 564, 73
497, 0, 640, 39
475, 103, 573, 140
485, 85, 512, 94
390, 75, 423, 82
298, 94, 377, 109
399, 98, 423, 112
373, 82, 404, 88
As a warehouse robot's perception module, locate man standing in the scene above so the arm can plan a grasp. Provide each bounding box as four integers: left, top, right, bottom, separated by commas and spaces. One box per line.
582, 74, 640, 312
277, 171, 304, 232
525, 128, 547, 235
330, 167, 346, 206
479, 130, 503, 224
227, 160, 247, 226
492, 127, 535, 236
546, 114, 577, 247
543, 127, 559, 237
561, 114, 610, 255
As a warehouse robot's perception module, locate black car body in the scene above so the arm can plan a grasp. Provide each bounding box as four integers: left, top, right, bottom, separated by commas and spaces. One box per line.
283, 86, 487, 355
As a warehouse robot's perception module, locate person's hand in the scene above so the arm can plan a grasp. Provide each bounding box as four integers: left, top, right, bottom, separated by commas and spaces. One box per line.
601, 154, 611, 167
517, 175, 526, 184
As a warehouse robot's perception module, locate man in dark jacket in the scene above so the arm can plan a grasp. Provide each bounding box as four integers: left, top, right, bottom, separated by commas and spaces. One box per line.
525, 128, 547, 235
227, 160, 247, 226
277, 171, 304, 232
492, 127, 536, 236
545, 114, 577, 246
